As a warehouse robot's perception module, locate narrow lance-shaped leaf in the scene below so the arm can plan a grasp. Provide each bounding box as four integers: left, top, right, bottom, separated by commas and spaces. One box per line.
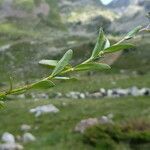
51, 49, 73, 77
39, 59, 72, 69
31, 80, 55, 89
75, 63, 111, 72
54, 77, 77, 81
124, 26, 142, 40
91, 28, 110, 59
104, 38, 110, 49
0, 101, 4, 108
103, 44, 135, 54
39, 60, 58, 68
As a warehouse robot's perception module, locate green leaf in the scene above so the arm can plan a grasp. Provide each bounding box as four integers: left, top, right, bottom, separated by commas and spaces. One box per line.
91, 28, 110, 59
125, 26, 142, 40
103, 44, 135, 54
104, 38, 110, 49
31, 80, 55, 89
54, 76, 77, 81
75, 63, 111, 71
51, 49, 73, 76
39, 60, 58, 68
39, 59, 72, 70
0, 101, 4, 109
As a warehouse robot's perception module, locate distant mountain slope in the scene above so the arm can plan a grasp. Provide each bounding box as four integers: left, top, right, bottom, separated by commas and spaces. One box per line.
108, 0, 130, 8
58, 0, 117, 34
0, 0, 62, 27
0, 0, 117, 82
108, 0, 149, 33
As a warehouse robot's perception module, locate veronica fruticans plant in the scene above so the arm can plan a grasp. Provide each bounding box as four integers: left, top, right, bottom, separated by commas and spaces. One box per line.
0, 26, 143, 108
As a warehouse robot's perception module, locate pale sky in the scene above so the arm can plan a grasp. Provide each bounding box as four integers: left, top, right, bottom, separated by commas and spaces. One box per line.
100, 0, 113, 5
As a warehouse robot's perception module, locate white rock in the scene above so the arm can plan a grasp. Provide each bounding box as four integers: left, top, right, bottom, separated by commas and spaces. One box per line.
115, 88, 129, 96
0, 143, 23, 150
0, 44, 11, 52
90, 92, 102, 98
29, 104, 59, 117
130, 86, 140, 96
1, 132, 15, 143
75, 118, 98, 133
107, 89, 114, 97
20, 124, 31, 132
139, 88, 150, 96
100, 88, 106, 95
22, 133, 36, 143
66, 92, 79, 99
99, 116, 113, 124
99, 116, 109, 124
79, 93, 85, 99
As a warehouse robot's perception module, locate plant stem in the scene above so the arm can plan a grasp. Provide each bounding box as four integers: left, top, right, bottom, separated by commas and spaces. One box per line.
0, 76, 52, 98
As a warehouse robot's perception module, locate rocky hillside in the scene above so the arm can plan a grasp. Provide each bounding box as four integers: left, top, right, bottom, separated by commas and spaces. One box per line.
108, 0, 149, 33
58, 0, 116, 34
0, 0, 149, 83
108, 0, 130, 8
0, 0, 117, 82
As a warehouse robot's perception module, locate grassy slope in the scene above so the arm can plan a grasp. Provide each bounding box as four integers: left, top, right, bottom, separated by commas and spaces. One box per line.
0, 97, 149, 149
0, 2, 150, 149
0, 41, 150, 149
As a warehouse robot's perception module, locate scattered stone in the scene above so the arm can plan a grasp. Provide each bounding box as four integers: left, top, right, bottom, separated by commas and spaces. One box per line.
139, 88, 150, 96
99, 115, 113, 124
29, 104, 59, 117
1, 132, 15, 143
130, 86, 141, 96
0, 143, 23, 150
30, 93, 49, 99
20, 124, 31, 132
0, 44, 11, 52
79, 93, 86, 99
22, 133, 36, 143
115, 88, 129, 96
74, 118, 98, 133
66, 92, 80, 99
107, 89, 114, 98
89, 92, 102, 98
100, 88, 107, 96
75, 114, 114, 133
16, 87, 150, 100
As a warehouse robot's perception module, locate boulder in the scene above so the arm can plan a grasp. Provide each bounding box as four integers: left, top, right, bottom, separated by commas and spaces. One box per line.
75, 118, 98, 133
0, 143, 23, 150
99, 115, 113, 124
22, 133, 36, 143
29, 104, 59, 117
20, 124, 31, 132
1, 132, 15, 143
75, 114, 114, 133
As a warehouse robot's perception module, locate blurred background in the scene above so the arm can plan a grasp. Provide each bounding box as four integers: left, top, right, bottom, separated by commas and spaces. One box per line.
0, 0, 150, 150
